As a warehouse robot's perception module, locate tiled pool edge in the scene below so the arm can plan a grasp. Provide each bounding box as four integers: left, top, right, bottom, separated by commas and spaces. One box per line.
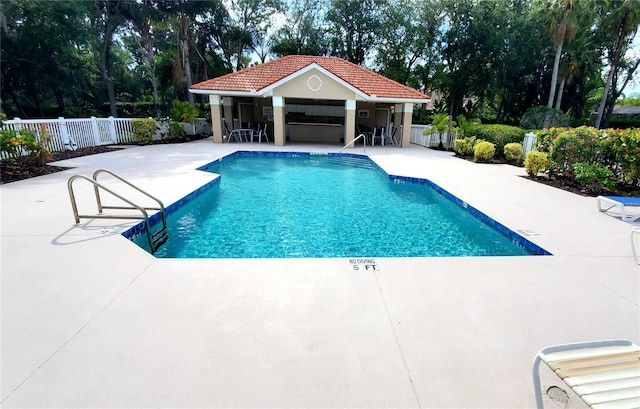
388, 174, 552, 256
124, 150, 551, 257
121, 176, 221, 241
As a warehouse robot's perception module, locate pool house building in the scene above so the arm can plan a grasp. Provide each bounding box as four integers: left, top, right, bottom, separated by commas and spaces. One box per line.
190, 55, 430, 148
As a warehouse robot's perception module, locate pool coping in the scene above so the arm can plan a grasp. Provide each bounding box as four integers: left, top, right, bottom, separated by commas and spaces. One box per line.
2, 140, 637, 408
123, 150, 551, 256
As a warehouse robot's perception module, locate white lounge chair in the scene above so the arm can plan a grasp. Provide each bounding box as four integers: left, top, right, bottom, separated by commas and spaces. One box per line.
533, 339, 640, 409
597, 195, 640, 222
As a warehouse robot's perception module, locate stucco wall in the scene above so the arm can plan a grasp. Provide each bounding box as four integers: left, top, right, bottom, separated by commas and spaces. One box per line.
273, 68, 357, 100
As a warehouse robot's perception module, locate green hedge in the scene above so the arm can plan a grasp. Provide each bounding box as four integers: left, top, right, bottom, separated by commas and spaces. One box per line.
534, 126, 640, 187
467, 124, 525, 158
131, 118, 156, 144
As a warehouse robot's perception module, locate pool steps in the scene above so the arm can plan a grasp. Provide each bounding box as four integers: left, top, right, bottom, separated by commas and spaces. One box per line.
68, 169, 169, 253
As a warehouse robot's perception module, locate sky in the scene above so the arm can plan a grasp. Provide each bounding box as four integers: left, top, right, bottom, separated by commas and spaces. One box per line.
622, 32, 640, 97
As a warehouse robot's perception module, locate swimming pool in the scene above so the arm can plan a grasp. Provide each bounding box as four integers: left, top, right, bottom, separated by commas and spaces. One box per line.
127, 151, 550, 258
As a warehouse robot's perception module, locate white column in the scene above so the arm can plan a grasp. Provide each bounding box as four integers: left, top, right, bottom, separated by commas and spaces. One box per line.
273, 96, 286, 146
222, 97, 234, 130
344, 100, 356, 148
209, 95, 224, 143
401, 103, 413, 148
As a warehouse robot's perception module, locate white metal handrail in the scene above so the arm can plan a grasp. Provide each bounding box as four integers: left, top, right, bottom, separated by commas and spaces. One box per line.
67, 170, 168, 253
92, 169, 167, 229
340, 133, 367, 153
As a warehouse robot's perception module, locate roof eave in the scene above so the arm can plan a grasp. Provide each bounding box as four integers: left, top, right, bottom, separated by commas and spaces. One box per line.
367, 97, 431, 104
190, 88, 431, 104
189, 89, 262, 97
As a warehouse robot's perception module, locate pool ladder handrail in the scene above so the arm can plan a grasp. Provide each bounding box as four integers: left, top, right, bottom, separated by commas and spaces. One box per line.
67, 169, 168, 253
340, 133, 367, 153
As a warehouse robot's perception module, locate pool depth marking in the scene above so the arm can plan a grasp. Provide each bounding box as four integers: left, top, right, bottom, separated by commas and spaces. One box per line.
349, 258, 379, 271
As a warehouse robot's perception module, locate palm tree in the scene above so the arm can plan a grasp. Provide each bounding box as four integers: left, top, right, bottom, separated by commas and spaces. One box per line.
553, 32, 594, 110
594, 0, 640, 128
546, 0, 578, 109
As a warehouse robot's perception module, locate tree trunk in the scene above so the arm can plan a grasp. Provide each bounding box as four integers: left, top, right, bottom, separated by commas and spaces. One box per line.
548, 38, 564, 108
26, 68, 43, 117
98, 22, 118, 117
595, 66, 615, 129
179, 15, 194, 106
9, 90, 28, 118
595, 13, 629, 129
146, 39, 160, 118
554, 77, 566, 110
54, 86, 65, 116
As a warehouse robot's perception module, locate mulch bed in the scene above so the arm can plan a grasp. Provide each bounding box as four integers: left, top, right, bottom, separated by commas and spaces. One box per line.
4, 140, 638, 198
521, 174, 640, 198
0, 134, 210, 184
0, 146, 117, 184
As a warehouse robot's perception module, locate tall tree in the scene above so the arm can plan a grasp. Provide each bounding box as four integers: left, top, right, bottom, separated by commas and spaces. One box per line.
375, 0, 440, 87
93, 0, 141, 117
126, 0, 161, 117
228, 0, 281, 70
270, 0, 329, 57
594, 0, 640, 128
159, 0, 219, 104
545, 0, 579, 108
325, 0, 384, 65
1, 0, 95, 117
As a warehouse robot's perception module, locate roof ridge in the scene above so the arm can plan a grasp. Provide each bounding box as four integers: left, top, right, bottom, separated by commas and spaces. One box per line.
191, 55, 429, 100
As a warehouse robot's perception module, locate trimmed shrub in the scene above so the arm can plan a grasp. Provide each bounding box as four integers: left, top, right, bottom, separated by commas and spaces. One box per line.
0, 128, 20, 157
572, 162, 616, 194
131, 118, 156, 144
473, 141, 495, 162
610, 127, 640, 185
534, 127, 567, 153
524, 151, 548, 176
0, 128, 48, 165
170, 100, 199, 124
453, 136, 477, 158
467, 123, 525, 158
168, 121, 185, 139
548, 126, 615, 175
519, 106, 570, 129
504, 142, 524, 164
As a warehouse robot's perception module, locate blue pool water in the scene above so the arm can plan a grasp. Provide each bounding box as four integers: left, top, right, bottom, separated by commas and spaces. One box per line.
129, 152, 549, 258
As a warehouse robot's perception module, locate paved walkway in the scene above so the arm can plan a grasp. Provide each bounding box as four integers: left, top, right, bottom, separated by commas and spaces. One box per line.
1, 139, 638, 408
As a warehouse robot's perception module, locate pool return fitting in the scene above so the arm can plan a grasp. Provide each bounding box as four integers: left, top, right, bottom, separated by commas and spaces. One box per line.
67, 169, 168, 253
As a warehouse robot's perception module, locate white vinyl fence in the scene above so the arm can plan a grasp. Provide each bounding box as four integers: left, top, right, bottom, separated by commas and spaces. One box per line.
411, 125, 538, 158
2, 116, 137, 159
410, 124, 458, 149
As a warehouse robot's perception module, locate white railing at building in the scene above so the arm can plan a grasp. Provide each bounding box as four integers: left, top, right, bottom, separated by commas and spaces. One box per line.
2, 116, 137, 158
410, 124, 458, 149
411, 125, 538, 158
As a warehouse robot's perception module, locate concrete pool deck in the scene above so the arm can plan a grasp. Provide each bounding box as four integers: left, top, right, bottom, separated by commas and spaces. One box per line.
1, 138, 638, 408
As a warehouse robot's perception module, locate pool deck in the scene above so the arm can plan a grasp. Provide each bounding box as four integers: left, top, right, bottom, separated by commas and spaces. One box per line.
1, 138, 638, 408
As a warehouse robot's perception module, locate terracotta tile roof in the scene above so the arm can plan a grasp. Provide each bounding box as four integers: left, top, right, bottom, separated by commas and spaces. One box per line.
191, 55, 429, 100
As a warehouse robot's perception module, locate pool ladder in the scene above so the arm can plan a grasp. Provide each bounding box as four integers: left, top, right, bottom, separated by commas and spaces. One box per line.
67, 169, 168, 253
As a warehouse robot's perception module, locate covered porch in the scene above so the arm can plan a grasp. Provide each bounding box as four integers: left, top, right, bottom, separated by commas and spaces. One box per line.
190, 55, 430, 148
